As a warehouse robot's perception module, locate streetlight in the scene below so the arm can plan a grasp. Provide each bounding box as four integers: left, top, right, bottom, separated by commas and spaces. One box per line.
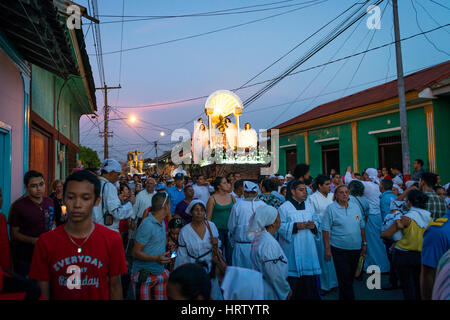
160, 131, 165, 136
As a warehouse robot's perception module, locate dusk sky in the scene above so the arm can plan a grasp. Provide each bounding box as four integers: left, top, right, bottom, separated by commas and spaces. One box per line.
78, 0, 450, 162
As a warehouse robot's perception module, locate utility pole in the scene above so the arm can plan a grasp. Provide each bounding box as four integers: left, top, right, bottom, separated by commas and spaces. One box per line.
392, 0, 410, 180
154, 141, 158, 170
96, 84, 121, 159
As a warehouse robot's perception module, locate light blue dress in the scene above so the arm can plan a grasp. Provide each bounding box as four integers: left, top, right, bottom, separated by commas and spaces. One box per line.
350, 195, 390, 273
308, 192, 338, 291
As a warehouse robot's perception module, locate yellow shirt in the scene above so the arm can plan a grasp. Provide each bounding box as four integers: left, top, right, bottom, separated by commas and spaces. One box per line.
396, 219, 426, 252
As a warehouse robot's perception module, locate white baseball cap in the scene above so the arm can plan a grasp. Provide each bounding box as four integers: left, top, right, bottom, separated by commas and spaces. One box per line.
101, 159, 122, 173
277, 175, 285, 180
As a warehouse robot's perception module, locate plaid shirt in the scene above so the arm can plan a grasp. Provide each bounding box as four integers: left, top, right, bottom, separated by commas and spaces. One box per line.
423, 190, 446, 220
256, 193, 283, 209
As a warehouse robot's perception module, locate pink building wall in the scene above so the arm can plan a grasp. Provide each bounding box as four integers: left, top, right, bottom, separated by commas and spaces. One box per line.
0, 48, 25, 205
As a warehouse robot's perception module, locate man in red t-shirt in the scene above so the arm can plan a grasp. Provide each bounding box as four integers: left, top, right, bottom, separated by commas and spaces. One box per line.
29, 170, 127, 300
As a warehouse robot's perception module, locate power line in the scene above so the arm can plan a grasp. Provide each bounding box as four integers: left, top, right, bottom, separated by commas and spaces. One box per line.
95, 0, 328, 56
266, 1, 378, 127
268, 0, 388, 127
411, 0, 449, 56
113, 23, 450, 113
342, 0, 390, 95
238, 1, 365, 90
428, 0, 450, 11
415, 0, 450, 35
243, 0, 384, 108
98, 0, 321, 24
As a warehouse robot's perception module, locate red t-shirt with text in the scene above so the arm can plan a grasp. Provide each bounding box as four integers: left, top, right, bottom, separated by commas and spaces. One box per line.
29, 223, 127, 300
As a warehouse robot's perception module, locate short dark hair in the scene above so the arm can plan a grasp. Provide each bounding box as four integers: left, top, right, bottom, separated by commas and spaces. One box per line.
234, 179, 244, 190
262, 179, 277, 193
381, 179, 393, 191
433, 185, 444, 193
290, 179, 305, 191
152, 192, 170, 211
119, 183, 129, 194
414, 159, 424, 167
293, 164, 310, 179
24, 170, 44, 187
312, 174, 330, 190
63, 170, 100, 201
407, 189, 428, 209
348, 180, 365, 197
420, 172, 437, 187
168, 263, 211, 300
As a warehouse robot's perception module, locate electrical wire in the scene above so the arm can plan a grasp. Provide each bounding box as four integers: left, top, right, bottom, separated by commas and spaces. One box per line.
242, 0, 384, 108
415, 1, 450, 35
238, 1, 366, 90
98, 0, 318, 23
266, 1, 379, 127
114, 23, 450, 112
428, 0, 450, 11
96, 0, 328, 56
411, 0, 449, 56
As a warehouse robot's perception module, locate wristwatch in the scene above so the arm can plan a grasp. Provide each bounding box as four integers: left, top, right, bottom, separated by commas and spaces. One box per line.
362, 242, 367, 246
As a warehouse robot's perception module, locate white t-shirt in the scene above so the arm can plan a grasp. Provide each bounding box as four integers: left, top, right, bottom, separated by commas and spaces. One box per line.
193, 184, 211, 204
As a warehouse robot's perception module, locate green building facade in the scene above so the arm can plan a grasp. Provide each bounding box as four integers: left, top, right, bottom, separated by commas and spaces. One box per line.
275, 62, 450, 182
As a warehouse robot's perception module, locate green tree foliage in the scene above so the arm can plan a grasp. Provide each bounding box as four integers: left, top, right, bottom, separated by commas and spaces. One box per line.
79, 146, 101, 169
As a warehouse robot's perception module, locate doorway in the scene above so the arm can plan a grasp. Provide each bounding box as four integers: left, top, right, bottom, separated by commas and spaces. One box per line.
322, 144, 340, 175
378, 135, 402, 172
30, 126, 51, 195
285, 148, 297, 174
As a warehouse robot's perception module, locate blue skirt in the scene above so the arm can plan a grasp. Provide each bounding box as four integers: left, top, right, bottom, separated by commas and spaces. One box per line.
315, 232, 338, 291
364, 214, 391, 273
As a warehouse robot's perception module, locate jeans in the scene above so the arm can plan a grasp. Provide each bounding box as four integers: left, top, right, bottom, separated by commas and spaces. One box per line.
392, 249, 421, 300
331, 246, 361, 300
217, 228, 233, 265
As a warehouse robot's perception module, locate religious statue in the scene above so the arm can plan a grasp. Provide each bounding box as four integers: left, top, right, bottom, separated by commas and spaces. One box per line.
240, 122, 258, 149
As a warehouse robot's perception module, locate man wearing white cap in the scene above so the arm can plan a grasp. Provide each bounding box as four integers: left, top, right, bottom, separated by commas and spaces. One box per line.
227, 181, 268, 269
93, 159, 135, 233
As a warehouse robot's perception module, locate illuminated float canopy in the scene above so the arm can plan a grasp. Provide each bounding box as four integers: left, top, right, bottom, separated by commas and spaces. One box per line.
192, 90, 269, 166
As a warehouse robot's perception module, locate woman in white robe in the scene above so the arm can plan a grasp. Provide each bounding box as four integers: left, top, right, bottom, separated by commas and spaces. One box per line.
228, 181, 267, 269
250, 205, 291, 300
308, 175, 338, 292
174, 200, 223, 299
278, 180, 321, 300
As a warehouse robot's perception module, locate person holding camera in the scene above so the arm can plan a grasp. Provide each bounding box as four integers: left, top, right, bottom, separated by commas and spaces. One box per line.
93, 159, 135, 233
131, 192, 173, 300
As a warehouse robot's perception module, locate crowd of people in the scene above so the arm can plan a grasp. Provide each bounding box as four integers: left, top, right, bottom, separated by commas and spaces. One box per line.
0, 157, 449, 301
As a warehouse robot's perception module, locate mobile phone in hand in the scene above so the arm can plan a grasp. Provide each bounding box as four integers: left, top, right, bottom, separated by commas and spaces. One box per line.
170, 251, 177, 259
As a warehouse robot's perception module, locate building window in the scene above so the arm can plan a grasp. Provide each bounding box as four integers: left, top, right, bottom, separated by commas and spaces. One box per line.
322, 144, 340, 175
378, 135, 402, 172
285, 149, 297, 174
